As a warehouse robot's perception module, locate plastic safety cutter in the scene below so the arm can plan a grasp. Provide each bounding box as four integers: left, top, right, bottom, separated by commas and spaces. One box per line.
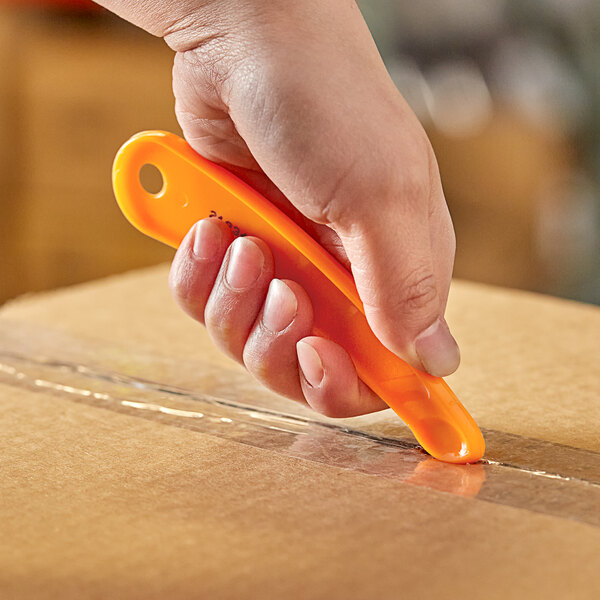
112, 130, 485, 464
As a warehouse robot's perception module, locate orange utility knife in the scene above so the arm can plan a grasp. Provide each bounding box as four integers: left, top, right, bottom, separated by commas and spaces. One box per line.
112, 130, 485, 464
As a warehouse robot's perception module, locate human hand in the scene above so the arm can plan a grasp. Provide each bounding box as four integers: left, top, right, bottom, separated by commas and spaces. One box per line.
98, 0, 460, 416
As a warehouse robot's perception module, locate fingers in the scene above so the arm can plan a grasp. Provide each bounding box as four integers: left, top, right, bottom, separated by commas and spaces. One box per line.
168, 218, 234, 323
296, 337, 387, 417
170, 220, 389, 416
204, 236, 275, 361
341, 190, 460, 378
244, 289, 388, 413
242, 279, 313, 401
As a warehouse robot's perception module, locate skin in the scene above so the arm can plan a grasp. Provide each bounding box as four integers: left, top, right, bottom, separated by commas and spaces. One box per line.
96, 0, 460, 417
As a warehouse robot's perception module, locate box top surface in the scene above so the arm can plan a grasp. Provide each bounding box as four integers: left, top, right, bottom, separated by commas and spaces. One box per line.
1, 266, 599, 598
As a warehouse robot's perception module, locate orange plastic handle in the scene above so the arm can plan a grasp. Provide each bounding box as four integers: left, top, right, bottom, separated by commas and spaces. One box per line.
112, 131, 485, 464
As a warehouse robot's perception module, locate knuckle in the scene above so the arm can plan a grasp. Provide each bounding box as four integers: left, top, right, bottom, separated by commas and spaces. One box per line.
402, 269, 439, 313
399, 168, 430, 209
168, 267, 192, 304
393, 133, 436, 212
169, 260, 201, 302
204, 297, 232, 334
203, 305, 219, 331
206, 311, 238, 355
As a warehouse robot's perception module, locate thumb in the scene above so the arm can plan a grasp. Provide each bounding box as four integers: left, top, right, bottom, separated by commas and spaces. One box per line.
337, 180, 460, 378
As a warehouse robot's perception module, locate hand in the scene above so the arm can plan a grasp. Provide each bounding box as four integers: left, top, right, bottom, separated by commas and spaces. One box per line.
98, 0, 460, 416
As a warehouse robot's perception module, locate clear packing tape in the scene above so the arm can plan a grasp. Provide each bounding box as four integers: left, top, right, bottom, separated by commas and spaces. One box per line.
1, 320, 599, 527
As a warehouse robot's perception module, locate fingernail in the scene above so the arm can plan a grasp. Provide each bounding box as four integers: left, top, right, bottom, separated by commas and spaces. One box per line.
225, 237, 264, 290
296, 341, 324, 388
192, 219, 222, 260
262, 279, 298, 333
415, 318, 461, 377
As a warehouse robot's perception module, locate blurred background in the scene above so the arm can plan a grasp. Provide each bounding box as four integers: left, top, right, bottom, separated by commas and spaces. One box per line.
1, 0, 599, 306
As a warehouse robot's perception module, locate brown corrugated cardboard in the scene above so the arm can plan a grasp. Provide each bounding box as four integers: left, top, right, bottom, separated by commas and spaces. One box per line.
1, 266, 599, 599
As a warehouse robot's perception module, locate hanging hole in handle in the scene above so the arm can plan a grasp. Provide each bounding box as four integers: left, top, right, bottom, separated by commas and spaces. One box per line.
139, 163, 164, 195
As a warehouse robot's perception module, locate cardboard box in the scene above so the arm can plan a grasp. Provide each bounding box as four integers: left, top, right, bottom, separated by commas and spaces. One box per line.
1, 266, 599, 598
15, 186, 174, 292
